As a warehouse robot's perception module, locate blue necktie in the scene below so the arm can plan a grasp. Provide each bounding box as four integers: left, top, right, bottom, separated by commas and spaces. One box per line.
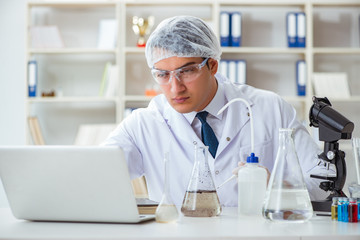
196, 111, 219, 158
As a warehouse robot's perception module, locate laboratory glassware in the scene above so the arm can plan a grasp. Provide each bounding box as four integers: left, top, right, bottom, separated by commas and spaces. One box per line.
331, 197, 338, 221
155, 152, 179, 223
352, 138, 360, 185
238, 153, 267, 216
181, 146, 221, 217
262, 128, 313, 222
348, 198, 358, 222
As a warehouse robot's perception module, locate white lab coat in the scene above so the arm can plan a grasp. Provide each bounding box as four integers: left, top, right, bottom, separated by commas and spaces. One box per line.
103, 73, 330, 207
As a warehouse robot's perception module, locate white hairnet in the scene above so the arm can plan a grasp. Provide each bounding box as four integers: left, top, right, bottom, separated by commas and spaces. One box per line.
145, 16, 222, 68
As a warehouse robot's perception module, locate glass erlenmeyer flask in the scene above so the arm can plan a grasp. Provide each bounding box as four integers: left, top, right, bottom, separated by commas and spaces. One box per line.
262, 128, 313, 222
155, 152, 179, 223
181, 146, 221, 217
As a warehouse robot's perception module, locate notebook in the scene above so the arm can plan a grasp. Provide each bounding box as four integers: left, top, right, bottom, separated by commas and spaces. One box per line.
0, 145, 155, 223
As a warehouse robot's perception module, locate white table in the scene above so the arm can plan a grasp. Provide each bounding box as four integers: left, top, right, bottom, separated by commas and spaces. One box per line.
0, 207, 359, 240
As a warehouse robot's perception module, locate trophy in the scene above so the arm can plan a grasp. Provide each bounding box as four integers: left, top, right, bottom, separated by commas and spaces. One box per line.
132, 16, 155, 47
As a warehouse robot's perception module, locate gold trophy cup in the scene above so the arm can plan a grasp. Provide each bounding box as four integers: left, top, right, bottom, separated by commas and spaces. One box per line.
132, 16, 155, 47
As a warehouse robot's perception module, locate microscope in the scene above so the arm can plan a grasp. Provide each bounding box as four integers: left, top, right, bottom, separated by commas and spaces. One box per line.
309, 96, 354, 212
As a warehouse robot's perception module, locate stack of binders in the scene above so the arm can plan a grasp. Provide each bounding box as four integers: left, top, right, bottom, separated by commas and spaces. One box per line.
296, 60, 306, 96
220, 11, 242, 47
219, 60, 246, 85
287, 12, 306, 48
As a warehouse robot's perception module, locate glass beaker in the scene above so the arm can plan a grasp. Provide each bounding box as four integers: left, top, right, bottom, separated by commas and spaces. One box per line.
155, 152, 179, 223
262, 128, 313, 222
181, 146, 222, 217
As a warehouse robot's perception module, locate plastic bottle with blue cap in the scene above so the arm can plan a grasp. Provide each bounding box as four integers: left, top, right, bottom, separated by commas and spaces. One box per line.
237, 152, 268, 216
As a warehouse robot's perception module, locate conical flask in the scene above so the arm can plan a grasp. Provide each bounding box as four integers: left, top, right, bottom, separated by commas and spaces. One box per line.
155, 152, 179, 223
181, 146, 222, 217
262, 128, 313, 222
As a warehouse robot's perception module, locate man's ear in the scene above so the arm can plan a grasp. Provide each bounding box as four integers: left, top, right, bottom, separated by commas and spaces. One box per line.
208, 58, 218, 75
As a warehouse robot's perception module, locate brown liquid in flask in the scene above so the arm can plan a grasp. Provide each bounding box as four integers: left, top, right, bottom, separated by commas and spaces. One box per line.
181, 146, 222, 217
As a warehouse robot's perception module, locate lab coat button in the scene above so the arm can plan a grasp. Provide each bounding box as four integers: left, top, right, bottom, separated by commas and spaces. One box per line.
226, 137, 230, 141
215, 170, 220, 175
247, 112, 250, 117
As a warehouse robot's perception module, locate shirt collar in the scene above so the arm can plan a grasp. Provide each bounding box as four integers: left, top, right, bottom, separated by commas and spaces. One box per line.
183, 81, 225, 124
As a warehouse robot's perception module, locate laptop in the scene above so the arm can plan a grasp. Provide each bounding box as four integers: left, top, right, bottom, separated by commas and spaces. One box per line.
0, 146, 155, 223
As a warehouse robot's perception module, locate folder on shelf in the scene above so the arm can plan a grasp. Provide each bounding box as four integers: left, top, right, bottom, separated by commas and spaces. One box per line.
296, 60, 306, 96
220, 11, 230, 47
286, 12, 297, 48
236, 60, 246, 84
230, 12, 242, 47
219, 60, 228, 78
74, 124, 117, 146
296, 12, 306, 48
104, 65, 119, 97
219, 60, 246, 84
228, 60, 237, 83
29, 25, 64, 48
312, 72, 351, 99
28, 117, 45, 145
28, 60, 37, 97
97, 19, 118, 49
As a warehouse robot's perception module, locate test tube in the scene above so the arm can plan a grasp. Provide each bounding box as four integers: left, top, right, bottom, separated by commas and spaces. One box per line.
348, 198, 358, 223
343, 198, 349, 222
331, 197, 338, 221
338, 197, 344, 222
357, 198, 360, 221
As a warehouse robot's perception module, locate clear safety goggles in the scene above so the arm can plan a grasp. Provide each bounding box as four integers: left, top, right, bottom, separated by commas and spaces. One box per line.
151, 58, 209, 85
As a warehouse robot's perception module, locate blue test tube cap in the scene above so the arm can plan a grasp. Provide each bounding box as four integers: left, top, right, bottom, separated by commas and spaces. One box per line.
247, 153, 259, 163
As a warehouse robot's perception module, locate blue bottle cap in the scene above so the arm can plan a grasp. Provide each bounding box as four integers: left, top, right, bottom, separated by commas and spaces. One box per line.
247, 153, 259, 163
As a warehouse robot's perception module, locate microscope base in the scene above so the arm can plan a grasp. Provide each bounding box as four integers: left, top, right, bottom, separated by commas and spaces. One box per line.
311, 200, 332, 212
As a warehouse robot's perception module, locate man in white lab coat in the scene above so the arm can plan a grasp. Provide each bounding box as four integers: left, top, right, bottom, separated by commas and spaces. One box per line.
103, 16, 330, 207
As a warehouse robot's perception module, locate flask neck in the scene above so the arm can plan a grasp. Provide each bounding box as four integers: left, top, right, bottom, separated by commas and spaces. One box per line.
163, 153, 171, 195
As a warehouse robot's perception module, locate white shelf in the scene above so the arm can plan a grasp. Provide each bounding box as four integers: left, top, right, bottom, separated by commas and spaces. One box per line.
282, 96, 307, 103
124, 95, 155, 102
327, 96, 360, 102
313, 48, 360, 55
222, 47, 306, 54
28, 1, 117, 7
124, 47, 145, 54
25, 0, 360, 144
27, 97, 118, 103
29, 48, 117, 54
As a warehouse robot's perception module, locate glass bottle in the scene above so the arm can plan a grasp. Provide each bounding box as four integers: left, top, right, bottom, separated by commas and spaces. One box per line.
155, 152, 179, 223
331, 197, 338, 221
181, 146, 222, 217
262, 128, 313, 222
348, 198, 358, 223
338, 197, 344, 222
238, 153, 267, 216
343, 198, 349, 222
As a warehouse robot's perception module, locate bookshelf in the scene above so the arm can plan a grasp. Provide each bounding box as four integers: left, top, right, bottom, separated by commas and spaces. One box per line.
25, 0, 360, 144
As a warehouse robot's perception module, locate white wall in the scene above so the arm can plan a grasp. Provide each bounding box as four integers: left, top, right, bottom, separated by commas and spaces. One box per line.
0, 0, 27, 208
0, 0, 26, 146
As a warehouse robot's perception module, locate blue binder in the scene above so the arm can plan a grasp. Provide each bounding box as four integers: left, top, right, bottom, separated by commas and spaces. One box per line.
219, 60, 229, 78
230, 12, 242, 47
236, 60, 246, 84
287, 12, 297, 48
296, 60, 306, 96
28, 60, 37, 97
296, 12, 306, 48
220, 12, 230, 47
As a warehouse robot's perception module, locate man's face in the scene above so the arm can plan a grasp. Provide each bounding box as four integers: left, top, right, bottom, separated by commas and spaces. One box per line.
153, 56, 218, 113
